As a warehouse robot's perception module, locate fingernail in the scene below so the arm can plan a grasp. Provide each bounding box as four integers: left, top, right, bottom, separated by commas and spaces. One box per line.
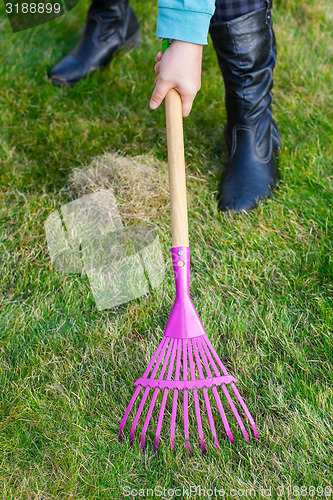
150, 100, 158, 110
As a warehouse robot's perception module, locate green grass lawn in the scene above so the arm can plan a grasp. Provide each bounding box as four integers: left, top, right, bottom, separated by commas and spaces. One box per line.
0, 0, 333, 498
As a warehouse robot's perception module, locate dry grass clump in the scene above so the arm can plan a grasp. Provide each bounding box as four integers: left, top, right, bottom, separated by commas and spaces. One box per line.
69, 152, 169, 224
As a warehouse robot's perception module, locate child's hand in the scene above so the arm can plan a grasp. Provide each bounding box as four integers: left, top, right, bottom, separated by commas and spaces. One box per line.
150, 40, 203, 117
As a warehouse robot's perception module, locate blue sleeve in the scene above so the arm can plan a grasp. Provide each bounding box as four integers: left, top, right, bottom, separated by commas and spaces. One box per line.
156, 0, 216, 45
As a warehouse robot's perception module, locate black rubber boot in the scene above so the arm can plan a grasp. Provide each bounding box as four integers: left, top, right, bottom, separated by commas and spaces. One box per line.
48, 0, 140, 86
210, 2, 280, 212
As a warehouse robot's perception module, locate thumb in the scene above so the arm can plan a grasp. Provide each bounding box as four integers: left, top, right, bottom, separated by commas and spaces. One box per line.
180, 94, 194, 118
150, 79, 172, 110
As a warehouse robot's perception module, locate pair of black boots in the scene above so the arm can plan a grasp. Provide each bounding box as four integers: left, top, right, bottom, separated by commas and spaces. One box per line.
49, 0, 280, 212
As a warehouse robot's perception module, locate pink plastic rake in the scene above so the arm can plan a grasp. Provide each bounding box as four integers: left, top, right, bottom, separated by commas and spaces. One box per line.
119, 89, 258, 453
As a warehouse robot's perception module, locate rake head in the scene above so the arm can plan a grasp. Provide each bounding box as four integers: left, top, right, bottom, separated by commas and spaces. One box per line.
119, 247, 258, 453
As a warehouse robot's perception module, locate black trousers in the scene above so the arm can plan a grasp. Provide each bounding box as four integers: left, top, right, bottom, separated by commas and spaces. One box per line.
211, 0, 266, 23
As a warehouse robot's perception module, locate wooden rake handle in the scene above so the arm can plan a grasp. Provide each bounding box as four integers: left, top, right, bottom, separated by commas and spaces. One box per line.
165, 89, 189, 247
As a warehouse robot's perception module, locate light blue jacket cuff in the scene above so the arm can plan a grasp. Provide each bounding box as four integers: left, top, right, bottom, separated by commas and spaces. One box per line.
156, 7, 213, 45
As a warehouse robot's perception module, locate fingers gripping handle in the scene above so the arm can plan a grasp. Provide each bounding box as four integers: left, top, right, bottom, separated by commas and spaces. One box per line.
165, 89, 189, 247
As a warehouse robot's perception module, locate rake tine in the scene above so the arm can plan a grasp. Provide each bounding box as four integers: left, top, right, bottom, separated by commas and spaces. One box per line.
197, 337, 234, 443
220, 384, 249, 442
183, 339, 191, 455
192, 339, 219, 450
130, 388, 151, 446
230, 382, 258, 439
170, 340, 182, 452
130, 338, 171, 446
205, 337, 257, 439
213, 386, 234, 443
154, 339, 178, 452
204, 336, 229, 376
201, 337, 249, 442
188, 340, 206, 454
119, 337, 168, 441
119, 387, 141, 442
140, 338, 174, 451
